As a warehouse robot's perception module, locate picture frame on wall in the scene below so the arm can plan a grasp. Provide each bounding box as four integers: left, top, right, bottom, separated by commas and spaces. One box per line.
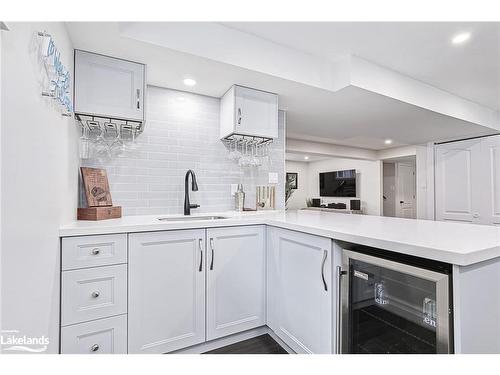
286, 172, 298, 189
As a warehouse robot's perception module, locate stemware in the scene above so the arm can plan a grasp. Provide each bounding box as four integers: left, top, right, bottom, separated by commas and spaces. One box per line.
79, 126, 90, 159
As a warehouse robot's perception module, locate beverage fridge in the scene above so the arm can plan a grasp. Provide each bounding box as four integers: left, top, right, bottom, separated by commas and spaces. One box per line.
338, 245, 453, 354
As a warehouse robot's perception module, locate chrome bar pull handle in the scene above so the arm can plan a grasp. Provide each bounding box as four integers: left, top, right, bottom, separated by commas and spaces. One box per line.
237, 108, 242, 125
336, 266, 347, 354
198, 238, 203, 272
136, 89, 141, 109
321, 250, 328, 291
209, 238, 215, 270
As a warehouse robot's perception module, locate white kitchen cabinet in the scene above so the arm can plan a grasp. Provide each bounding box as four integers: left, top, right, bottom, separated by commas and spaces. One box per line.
206, 226, 266, 340
267, 227, 333, 354
220, 85, 278, 139
74, 50, 145, 121
61, 233, 127, 271
61, 314, 127, 354
435, 138, 483, 223
61, 264, 127, 326
128, 229, 206, 354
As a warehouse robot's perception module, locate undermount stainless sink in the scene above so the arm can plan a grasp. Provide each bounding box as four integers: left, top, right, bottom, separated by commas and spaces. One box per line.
158, 215, 229, 222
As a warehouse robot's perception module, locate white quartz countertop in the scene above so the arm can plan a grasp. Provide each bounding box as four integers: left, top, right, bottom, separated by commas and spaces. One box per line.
59, 210, 500, 266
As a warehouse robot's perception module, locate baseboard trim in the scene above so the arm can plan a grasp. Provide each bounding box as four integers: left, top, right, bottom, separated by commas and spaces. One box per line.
267, 329, 295, 354
171, 326, 295, 354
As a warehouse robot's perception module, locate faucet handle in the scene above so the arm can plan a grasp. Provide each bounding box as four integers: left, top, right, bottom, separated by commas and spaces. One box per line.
190, 204, 200, 209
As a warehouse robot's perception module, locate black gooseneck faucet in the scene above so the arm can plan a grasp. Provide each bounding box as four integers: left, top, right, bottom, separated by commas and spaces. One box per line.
184, 169, 200, 215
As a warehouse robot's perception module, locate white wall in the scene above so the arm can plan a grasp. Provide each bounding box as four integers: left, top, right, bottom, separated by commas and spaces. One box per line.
305, 157, 382, 215
285, 161, 309, 210
377, 145, 417, 160
287, 138, 378, 160
82, 86, 286, 214
1, 23, 79, 353
383, 162, 396, 217
415, 144, 435, 220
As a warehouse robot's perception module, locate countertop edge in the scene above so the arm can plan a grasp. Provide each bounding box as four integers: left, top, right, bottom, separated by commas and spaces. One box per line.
59, 216, 500, 266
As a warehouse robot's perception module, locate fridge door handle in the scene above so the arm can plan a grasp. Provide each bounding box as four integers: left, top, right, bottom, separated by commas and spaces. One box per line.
337, 266, 347, 354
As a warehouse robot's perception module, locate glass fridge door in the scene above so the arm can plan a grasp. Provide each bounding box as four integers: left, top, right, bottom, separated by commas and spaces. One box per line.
341, 250, 450, 354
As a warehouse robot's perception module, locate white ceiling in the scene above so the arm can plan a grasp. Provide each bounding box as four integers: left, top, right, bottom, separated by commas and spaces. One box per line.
222, 22, 500, 111
283, 85, 495, 148
66, 22, 500, 150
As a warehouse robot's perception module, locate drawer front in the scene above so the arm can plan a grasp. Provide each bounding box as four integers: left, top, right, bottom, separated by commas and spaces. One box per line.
62, 234, 127, 270
62, 264, 127, 326
61, 314, 127, 354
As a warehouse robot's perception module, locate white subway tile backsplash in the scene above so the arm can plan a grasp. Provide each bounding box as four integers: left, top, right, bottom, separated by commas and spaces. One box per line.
80, 86, 285, 215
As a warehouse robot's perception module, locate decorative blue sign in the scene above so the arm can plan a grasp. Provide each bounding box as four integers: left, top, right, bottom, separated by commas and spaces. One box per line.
38, 31, 73, 115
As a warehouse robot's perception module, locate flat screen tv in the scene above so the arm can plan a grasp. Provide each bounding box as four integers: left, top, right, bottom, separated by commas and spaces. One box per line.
319, 169, 357, 197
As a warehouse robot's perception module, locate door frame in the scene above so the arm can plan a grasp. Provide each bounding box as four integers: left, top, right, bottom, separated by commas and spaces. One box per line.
381, 155, 417, 219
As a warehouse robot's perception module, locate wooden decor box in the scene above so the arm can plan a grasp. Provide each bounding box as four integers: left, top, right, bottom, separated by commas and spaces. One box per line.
79, 167, 122, 220
77, 206, 122, 221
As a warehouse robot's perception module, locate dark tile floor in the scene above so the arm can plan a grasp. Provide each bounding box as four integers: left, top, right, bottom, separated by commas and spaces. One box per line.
203, 334, 288, 354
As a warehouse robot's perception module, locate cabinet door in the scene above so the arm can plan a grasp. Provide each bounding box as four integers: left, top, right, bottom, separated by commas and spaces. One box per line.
234, 86, 278, 139
435, 139, 482, 223
267, 227, 333, 354
61, 315, 127, 354
206, 226, 266, 340
128, 229, 205, 354
481, 136, 500, 225
61, 264, 127, 326
74, 50, 145, 121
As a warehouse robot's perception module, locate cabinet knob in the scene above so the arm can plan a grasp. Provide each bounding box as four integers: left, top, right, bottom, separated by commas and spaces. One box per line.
91, 291, 100, 298
91, 248, 100, 255
90, 344, 100, 352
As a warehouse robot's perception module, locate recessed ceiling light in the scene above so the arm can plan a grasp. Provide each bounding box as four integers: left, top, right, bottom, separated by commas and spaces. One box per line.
384, 139, 393, 145
451, 32, 471, 45
304, 156, 309, 160
183, 78, 196, 86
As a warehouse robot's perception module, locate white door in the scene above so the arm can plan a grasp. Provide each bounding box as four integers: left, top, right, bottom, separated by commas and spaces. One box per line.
267, 227, 332, 354
74, 50, 145, 121
128, 229, 205, 354
435, 139, 482, 223
234, 85, 278, 139
206, 226, 266, 340
480, 135, 500, 225
396, 162, 416, 219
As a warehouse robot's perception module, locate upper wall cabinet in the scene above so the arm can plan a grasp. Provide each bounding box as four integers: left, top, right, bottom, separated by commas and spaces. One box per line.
74, 50, 146, 122
220, 85, 278, 139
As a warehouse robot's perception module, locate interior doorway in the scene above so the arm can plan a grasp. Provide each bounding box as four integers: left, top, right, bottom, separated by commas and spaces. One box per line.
382, 156, 416, 219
